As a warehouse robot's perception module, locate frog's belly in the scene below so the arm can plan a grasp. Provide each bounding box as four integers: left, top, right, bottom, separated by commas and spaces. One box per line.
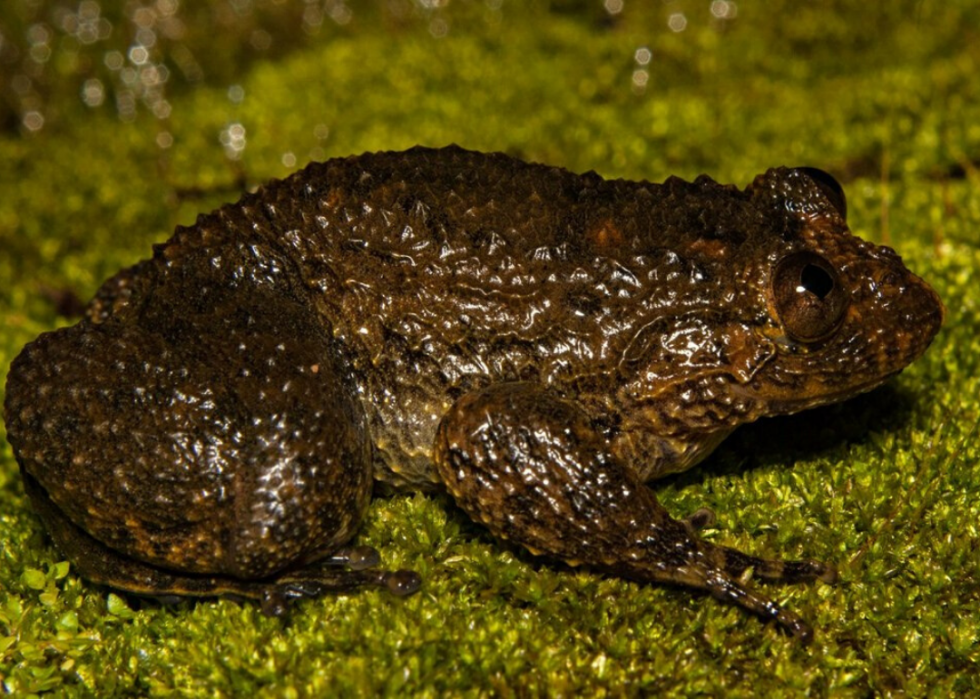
367, 392, 449, 490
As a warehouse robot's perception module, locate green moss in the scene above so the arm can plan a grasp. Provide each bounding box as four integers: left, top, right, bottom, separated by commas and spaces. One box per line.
2, 1, 979, 695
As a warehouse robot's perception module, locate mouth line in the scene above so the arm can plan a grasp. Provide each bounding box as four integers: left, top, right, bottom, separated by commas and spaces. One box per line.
729, 358, 910, 416
761, 369, 903, 416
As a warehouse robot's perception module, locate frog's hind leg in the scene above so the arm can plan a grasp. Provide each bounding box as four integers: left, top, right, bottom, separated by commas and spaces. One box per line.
5, 235, 419, 614
433, 382, 833, 642
21, 468, 419, 616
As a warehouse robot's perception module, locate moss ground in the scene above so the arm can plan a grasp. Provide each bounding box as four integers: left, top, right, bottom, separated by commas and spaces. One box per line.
1, 1, 978, 695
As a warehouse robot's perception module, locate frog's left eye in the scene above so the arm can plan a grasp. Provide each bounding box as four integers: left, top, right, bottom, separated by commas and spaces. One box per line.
772, 251, 848, 343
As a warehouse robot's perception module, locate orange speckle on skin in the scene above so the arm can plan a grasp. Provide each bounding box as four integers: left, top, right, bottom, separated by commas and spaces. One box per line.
323, 188, 342, 209
688, 238, 730, 260
589, 219, 623, 248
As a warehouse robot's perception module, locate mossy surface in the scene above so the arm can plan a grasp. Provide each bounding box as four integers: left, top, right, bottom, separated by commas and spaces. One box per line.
1, 1, 978, 695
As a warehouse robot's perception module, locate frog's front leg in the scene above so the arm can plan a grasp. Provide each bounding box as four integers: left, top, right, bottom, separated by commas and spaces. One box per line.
433, 382, 834, 642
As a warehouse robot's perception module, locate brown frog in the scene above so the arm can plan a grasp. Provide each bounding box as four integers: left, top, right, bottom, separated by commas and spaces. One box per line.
3, 146, 943, 641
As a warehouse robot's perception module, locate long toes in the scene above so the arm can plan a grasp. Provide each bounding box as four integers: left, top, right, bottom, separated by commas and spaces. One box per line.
711, 544, 836, 585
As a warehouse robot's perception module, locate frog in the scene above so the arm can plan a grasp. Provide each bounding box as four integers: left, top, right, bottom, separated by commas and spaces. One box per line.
3, 145, 944, 641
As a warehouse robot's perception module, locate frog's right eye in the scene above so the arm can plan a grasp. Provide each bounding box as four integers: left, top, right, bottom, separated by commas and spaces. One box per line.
796, 167, 847, 221
772, 251, 848, 343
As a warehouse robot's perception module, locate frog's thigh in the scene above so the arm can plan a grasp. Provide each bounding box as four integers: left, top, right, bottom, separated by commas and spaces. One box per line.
7, 275, 418, 608
433, 382, 830, 641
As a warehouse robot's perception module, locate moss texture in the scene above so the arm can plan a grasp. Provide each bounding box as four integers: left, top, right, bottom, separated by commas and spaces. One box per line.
1, 1, 978, 695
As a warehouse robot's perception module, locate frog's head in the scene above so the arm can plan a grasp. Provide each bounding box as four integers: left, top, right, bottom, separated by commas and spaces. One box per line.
739, 166, 944, 415
615, 166, 942, 475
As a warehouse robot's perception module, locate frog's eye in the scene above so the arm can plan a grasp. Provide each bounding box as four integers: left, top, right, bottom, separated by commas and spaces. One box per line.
772, 251, 848, 343
796, 167, 847, 221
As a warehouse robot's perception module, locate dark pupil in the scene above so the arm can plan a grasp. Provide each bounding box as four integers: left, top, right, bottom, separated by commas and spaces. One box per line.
800, 263, 834, 299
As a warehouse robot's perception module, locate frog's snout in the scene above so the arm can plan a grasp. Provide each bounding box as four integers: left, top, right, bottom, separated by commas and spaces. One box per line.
919, 276, 946, 333
883, 271, 945, 364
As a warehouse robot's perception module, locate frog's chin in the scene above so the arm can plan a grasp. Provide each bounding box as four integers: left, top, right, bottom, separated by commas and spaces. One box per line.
752, 370, 901, 417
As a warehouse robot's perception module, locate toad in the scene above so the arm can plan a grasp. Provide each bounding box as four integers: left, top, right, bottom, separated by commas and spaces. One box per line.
3, 146, 944, 641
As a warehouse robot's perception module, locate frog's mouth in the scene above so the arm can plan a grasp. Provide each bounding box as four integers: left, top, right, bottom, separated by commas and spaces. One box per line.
748, 365, 905, 417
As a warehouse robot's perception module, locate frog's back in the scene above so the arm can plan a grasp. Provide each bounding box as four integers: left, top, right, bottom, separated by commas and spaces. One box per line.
164, 146, 751, 487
